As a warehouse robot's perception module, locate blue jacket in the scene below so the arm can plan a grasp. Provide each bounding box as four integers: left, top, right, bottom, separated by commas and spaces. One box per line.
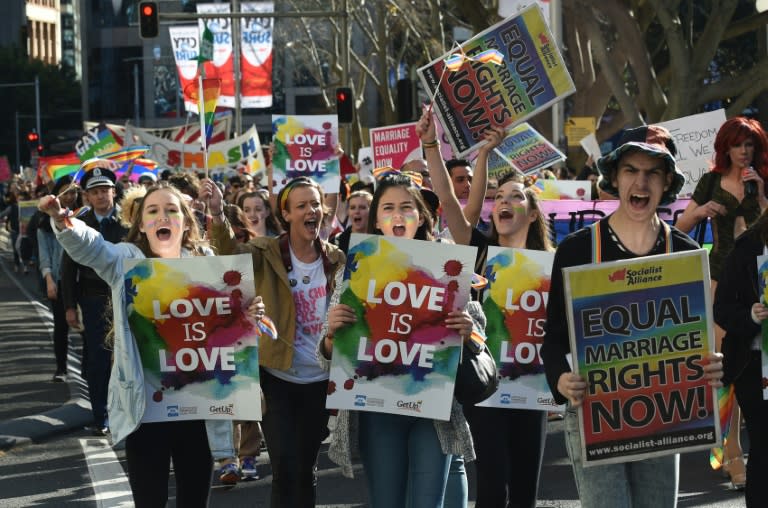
54, 217, 234, 456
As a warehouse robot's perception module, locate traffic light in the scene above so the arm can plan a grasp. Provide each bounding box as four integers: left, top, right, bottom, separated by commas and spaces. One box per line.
27, 131, 39, 148
336, 87, 353, 123
139, 1, 159, 39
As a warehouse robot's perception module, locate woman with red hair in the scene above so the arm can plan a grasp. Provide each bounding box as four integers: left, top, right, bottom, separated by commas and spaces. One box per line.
676, 116, 768, 489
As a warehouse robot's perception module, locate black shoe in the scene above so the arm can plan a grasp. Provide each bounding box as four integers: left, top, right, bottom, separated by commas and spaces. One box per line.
87, 425, 110, 436
52, 371, 67, 382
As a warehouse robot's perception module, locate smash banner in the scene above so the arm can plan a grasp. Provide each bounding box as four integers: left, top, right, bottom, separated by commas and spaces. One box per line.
124, 254, 262, 422
369, 122, 422, 170
272, 115, 339, 193
479, 247, 562, 411
417, 5, 574, 158
125, 124, 266, 176
326, 234, 477, 420
85, 116, 232, 146
486, 122, 564, 177
563, 250, 720, 466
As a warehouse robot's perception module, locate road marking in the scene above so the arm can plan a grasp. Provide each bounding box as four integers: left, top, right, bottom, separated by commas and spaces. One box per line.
79, 438, 135, 507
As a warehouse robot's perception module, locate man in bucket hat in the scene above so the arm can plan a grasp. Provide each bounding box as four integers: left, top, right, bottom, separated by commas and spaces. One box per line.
542, 125, 724, 507
61, 160, 128, 436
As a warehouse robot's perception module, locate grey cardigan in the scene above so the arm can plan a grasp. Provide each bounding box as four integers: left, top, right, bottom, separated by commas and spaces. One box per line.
316, 269, 481, 478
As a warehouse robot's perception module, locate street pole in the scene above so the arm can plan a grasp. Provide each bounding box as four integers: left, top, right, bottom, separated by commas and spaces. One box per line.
233, 0, 242, 136
35, 76, 41, 145
15, 111, 20, 172
341, 0, 351, 151
134, 63, 141, 126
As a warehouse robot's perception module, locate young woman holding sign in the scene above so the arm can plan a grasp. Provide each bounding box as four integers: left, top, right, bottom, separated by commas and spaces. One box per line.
417, 110, 554, 508
541, 126, 724, 507
38, 180, 265, 507
203, 175, 345, 508
317, 172, 484, 508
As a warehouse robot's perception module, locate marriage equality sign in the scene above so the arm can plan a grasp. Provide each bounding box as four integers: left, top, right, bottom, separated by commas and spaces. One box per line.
369, 122, 423, 169
123, 254, 262, 422
417, 5, 574, 158
326, 234, 477, 420
478, 247, 562, 411
563, 250, 720, 466
272, 114, 340, 193
485, 122, 564, 178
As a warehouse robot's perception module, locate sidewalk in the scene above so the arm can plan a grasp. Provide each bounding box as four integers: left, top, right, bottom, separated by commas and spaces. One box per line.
0, 227, 91, 451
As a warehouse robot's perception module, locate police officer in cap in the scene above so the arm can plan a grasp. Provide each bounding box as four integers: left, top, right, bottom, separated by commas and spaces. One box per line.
60, 160, 129, 436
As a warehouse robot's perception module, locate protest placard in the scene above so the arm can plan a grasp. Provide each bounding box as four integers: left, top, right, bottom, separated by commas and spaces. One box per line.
326, 233, 477, 420
124, 254, 262, 422
478, 247, 562, 411
75, 123, 122, 161
579, 132, 602, 161
18, 200, 38, 235
417, 5, 574, 158
272, 115, 340, 193
369, 123, 422, 169
563, 250, 720, 466
758, 253, 768, 400
485, 123, 565, 177
656, 109, 726, 197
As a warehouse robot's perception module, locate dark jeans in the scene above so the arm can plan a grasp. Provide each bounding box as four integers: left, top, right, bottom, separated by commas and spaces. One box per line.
80, 295, 112, 428
50, 284, 69, 373
463, 405, 547, 508
125, 420, 213, 508
259, 369, 330, 508
10, 231, 19, 268
734, 352, 768, 508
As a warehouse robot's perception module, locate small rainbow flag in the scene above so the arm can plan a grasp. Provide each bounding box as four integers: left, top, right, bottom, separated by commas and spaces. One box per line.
185, 78, 221, 149
38, 153, 81, 181
444, 54, 464, 72
473, 49, 504, 66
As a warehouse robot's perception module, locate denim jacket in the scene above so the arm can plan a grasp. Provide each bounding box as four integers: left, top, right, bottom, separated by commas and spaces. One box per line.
54, 217, 234, 457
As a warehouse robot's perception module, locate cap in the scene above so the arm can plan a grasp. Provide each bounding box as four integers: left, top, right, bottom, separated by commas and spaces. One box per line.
138, 173, 158, 183
596, 125, 685, 205
81, 167, 117, 190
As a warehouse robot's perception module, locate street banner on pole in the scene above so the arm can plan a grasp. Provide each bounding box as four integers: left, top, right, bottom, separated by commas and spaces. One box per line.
563, 249, 720, 466
485, 122, 565, 177
326, 233, 477, 421
126, 124, 266, 176
655, 109, 726, 197
240, 2, 274, 108
196, 3, 235, 107
169, 25, 202, 113
417, 5, 575, 158
478, 247, 562, 411
271, 115, 339, 193
124, 254, 262, 422
369, 122, 422, 169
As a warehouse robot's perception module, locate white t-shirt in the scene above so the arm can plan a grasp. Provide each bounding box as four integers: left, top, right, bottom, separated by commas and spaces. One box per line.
265, 247, 329, 384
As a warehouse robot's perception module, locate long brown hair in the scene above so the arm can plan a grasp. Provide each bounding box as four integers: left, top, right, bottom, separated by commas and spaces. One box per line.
367, 174, 434, 241
487, 170, 553, 252
124, 182, 207, 257
237, 189, 282, 235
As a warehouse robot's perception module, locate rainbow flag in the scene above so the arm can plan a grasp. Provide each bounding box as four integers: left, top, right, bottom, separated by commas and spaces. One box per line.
473, 48, 504, 66
115, 158, 159, 182
185, 78, 221, 149
97, 146, 150, 164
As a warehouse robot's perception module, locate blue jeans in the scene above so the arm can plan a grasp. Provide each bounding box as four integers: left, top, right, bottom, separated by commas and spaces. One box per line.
564, 410, 679, 508
80, 295, 112, 428
358, 412, 451, 508
443, 455, 468, 508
